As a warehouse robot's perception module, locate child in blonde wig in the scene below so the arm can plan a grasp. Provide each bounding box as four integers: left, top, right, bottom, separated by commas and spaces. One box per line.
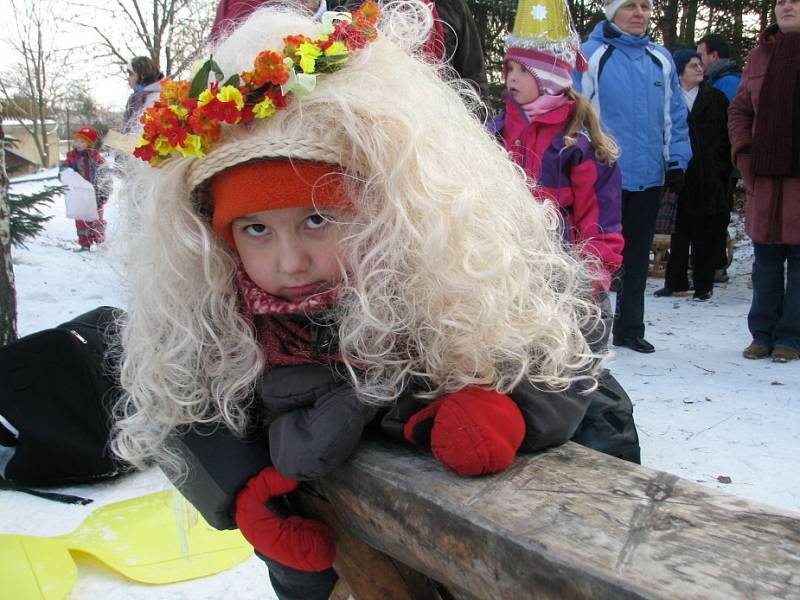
113, 2, 601, 597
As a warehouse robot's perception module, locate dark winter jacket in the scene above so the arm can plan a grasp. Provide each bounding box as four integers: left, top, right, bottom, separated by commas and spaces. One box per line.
172, 361, 375, 530
173, 355, 594, 530
679, 83, 732, 217
728, 24, 800, 244
489, 97, 624, 291
426, 0, 488, 99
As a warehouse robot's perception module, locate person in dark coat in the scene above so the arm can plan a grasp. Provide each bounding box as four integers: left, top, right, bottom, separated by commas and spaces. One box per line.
210, 0, 488, 98
655, 50, 732, 301
728, 0, 800, 363
696, 33, 742, 283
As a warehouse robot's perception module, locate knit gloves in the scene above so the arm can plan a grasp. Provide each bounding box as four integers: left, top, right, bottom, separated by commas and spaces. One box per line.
235, 466, 335, 571
403, 388, 525, 476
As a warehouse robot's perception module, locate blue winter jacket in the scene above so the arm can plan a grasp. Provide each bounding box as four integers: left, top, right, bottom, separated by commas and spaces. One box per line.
574, 21, 691, 191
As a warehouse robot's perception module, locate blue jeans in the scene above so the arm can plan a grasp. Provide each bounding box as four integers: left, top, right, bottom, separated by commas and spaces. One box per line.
748, 242, 800, 352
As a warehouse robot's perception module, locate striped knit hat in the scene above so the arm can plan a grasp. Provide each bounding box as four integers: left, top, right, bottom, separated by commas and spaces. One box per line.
505, 0, 586, 96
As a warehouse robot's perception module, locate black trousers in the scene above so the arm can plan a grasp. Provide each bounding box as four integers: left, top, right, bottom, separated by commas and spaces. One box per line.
259, 553, 338, 600
664, 210, 727, 295
613, 187, 661, 340
713, 211, 731, 269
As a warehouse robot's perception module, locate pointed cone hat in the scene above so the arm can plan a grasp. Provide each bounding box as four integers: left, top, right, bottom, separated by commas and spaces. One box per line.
505, 0, 586, 95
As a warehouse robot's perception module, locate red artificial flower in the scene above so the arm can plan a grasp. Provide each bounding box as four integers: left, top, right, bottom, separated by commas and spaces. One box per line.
243, 50, 290, 87
207, 98, 242, 124
332, 22, 368, 49
265, 87, 288, 109
240, 104, 255, 123
187, 106, 222, 142
133, 143, 158, 162
357, 1, 380, 26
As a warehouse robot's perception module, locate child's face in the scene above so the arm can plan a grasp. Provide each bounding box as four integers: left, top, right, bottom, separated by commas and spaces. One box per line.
505, 61, 540, 105
74, 138, 89, 151
232, 206, 348, 303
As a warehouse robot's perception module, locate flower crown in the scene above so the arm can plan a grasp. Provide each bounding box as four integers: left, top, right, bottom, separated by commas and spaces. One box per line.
133, 1, 380, 165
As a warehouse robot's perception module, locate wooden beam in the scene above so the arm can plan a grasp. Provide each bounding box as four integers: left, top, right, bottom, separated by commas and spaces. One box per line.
296, 491, 441, 600
310, 437, 800, 600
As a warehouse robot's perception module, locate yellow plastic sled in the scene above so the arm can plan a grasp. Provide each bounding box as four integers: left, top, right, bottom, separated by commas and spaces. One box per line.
0, 489, 253, 600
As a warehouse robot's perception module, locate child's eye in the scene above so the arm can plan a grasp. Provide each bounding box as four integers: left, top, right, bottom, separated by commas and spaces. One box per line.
306, 214, 329, 229
243, 223, 269, 237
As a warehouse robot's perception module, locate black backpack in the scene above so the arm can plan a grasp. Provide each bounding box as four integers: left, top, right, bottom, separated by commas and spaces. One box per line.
0, 306, 129, 502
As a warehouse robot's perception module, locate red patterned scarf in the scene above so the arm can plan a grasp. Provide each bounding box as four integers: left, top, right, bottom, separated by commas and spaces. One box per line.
237, 267, 341, 368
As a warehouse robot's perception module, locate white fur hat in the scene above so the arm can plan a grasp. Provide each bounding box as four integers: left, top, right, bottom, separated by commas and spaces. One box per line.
604, 0, 652, 21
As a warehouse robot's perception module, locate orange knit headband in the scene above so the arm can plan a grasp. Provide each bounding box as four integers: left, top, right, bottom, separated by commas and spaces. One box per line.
211, 159, 348, 246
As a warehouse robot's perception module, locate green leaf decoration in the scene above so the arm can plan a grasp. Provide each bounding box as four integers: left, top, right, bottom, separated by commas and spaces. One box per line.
208, 58, 225, 82
189, 59, 213, 98
223, 73, 241, 88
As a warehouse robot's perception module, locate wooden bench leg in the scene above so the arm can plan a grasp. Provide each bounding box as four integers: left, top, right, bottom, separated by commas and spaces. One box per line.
296, 490, 442, 600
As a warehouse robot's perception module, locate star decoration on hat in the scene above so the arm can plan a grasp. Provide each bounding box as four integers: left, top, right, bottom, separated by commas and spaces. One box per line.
530, 4, 548, 20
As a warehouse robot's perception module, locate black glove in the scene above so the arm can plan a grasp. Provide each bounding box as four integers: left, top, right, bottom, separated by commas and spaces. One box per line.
665, 168, 685, 194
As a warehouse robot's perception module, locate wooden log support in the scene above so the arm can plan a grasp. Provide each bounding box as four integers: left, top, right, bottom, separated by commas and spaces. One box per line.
307, 437, 800, 600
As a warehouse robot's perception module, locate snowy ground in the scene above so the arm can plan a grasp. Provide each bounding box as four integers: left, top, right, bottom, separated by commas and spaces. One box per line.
3, 170, 798, 598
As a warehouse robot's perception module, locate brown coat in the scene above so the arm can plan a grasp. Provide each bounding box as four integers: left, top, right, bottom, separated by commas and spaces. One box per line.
728, 25, 800, 244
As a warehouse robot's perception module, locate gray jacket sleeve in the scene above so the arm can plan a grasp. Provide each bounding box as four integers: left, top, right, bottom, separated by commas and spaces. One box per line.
510, 379, 593, 453
262, 364, 377, 481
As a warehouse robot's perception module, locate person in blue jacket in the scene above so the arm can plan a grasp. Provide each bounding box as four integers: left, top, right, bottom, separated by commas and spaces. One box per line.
696, 34, 742, 103
575, 0, 692, 354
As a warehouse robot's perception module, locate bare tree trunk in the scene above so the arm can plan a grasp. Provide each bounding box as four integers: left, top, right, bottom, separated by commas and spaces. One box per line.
759, 0, 774, 31
680, 0, 699, 48
732, 0, 745, 61
659, 0, 681, 50
0, 116, 19, 347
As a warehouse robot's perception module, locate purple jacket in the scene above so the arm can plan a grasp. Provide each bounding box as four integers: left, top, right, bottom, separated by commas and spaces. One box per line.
490, 97, 624, 291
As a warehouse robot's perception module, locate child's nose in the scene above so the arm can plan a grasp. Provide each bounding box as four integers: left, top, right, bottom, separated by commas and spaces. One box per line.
277, 237, 311, 274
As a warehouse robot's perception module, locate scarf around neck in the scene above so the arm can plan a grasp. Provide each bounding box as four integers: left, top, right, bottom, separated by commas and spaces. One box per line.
751, 29, 800, 177
236, 266, 341, 368
521, 94, 569, 122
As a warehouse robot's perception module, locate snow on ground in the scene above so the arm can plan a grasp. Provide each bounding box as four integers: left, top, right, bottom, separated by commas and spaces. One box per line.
3, 171, 798, 598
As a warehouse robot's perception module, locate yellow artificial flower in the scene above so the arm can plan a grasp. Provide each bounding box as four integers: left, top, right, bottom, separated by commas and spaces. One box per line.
178, 134, 205, 158
154, 136, 174, 156
253, 97, 276, 119
324, 41, 349, 64
197, 89, 214, 107
169, 104, 189, 119
297, 42, 322, 73
217, 85, 244, 109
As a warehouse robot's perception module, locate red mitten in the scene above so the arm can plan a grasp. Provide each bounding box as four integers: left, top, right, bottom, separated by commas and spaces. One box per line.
234, 466, 335, 571
404, 388, 525, 477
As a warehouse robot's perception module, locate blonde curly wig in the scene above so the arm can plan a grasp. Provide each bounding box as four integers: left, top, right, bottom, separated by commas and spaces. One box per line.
112, 1, 604, 471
